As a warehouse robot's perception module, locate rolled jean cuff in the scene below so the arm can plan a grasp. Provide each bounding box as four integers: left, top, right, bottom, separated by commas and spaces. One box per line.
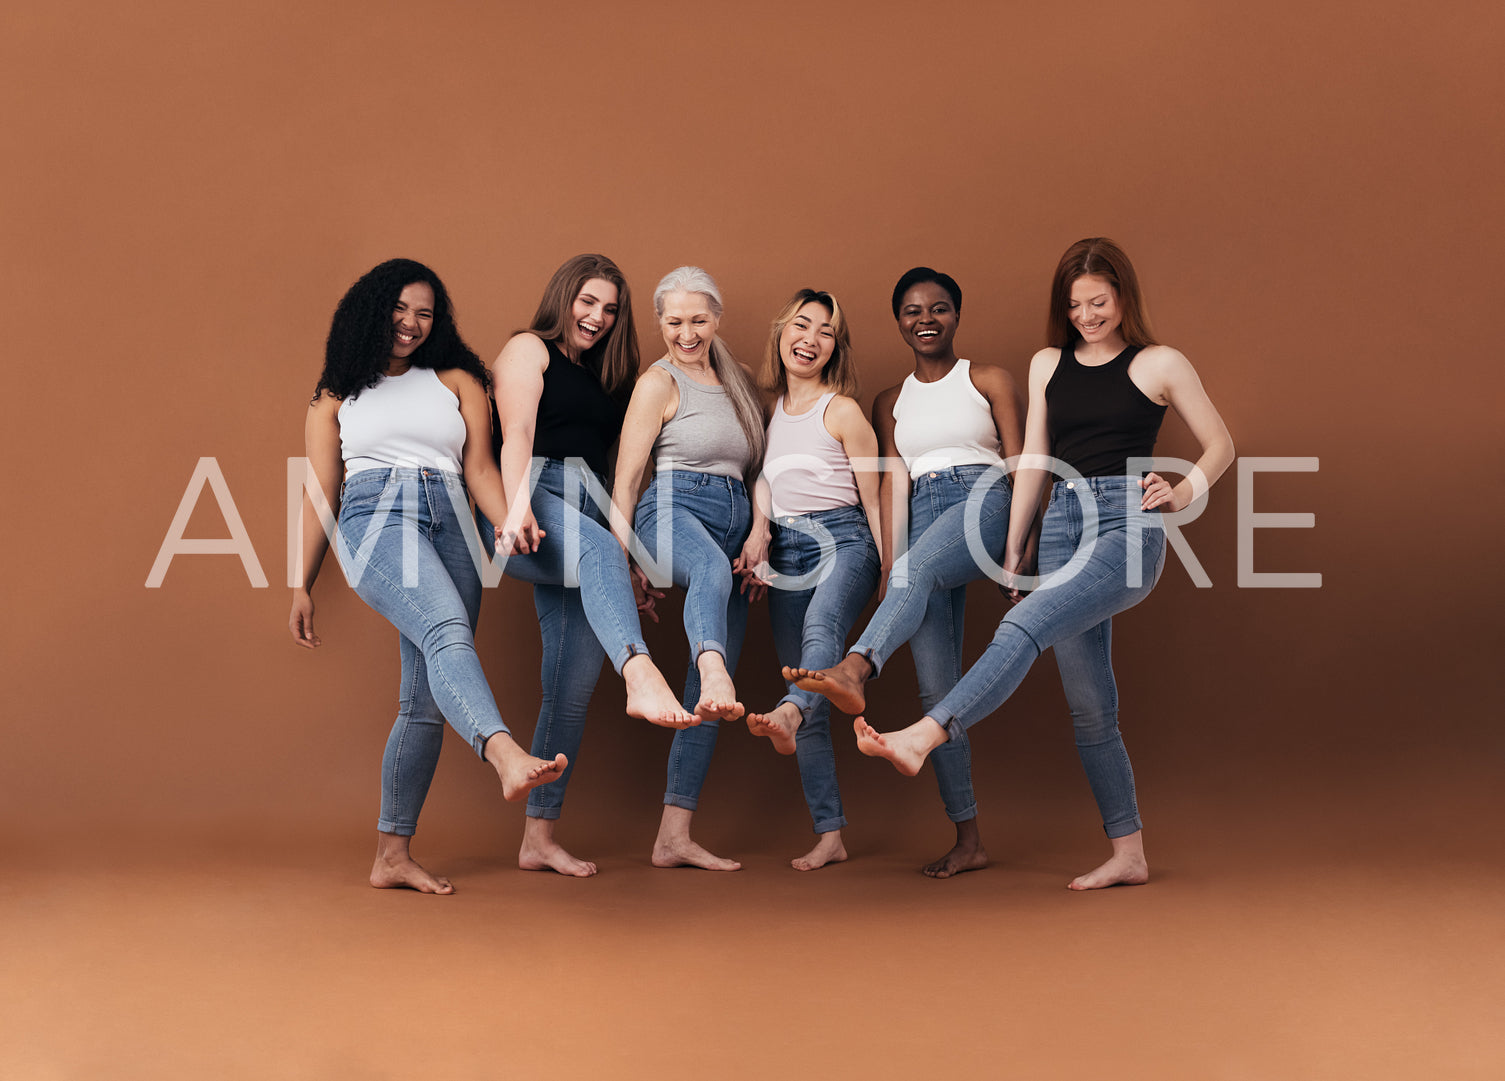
812, 815, 847, 834
776, 690, 812, 721
1104, 814, 1143, 839
377, 818, 418, 837
524, 804, 563, 822
847, 645, 886, 676
944, 801, 978, 824
471, 721, 511, 758
690, 639, 727, 664
926, 710, 963, 744
663, 792, 700, 811
610, 640, 650, 675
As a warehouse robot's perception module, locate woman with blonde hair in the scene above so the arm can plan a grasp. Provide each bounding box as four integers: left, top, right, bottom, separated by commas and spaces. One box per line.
744, 289, 882, 871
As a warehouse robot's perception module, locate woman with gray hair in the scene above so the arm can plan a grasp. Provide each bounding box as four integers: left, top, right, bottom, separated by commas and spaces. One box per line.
611, 266, 766, 870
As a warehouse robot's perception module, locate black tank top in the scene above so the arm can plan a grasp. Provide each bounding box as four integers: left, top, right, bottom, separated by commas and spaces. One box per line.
531, 340, 629, 476
1045, 343, 1167, 477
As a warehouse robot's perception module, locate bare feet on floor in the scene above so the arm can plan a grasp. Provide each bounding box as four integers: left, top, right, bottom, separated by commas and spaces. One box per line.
623, 655, 699, 729
695, 654, 744, 722
853, 716, 945, 777
747, 702, 801, 755
370, 834, 453, 894
485, 734, 568, 801
1068, 833, 1150, 890
921, 819, 988, 879
787, 654, 870, 715
791, 830, 847, 872
518, 818, 598, 877
652, 806, 741, 870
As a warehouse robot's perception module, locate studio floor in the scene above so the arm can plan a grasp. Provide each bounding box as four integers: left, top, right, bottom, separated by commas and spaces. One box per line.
6, 752, 1500, 1081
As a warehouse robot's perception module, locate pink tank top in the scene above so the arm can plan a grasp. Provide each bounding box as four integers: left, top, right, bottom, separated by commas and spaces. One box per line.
763, 392, 860, 517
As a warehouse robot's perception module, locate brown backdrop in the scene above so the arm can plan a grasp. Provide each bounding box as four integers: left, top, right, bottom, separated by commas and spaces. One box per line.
5, 2, 1504, 1077
3, 0, 1500, 847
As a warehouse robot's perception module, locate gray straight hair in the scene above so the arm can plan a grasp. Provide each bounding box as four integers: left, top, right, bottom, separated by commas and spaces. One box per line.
652, 266, 767, 478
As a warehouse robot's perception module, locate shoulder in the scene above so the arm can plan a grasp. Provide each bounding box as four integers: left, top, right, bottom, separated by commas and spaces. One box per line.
872, 382, 902, 418
824, 393, 867, 426
309, 389, 343, 418
1028, 347, 1063, 383
1133, 343, 1191, 375
437, 368, 486, 399
495, 331, 551, 373
965, 361, 1019, 398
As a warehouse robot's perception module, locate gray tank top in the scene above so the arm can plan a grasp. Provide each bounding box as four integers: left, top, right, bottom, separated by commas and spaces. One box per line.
651, 358, 752, 479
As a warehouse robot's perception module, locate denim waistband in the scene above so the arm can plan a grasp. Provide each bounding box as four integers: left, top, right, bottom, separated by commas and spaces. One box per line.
1052, 475, 1141, 496
770, 502, 867, 529
651, 469, 747, 494
912, 463, 1011, 486
342, 465, 464, 492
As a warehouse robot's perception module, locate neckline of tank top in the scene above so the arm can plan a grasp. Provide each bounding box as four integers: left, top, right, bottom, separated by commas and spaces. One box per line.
1065, 342, 1139, 370
777, 390, 834, 419
659, 357, 725, 391
908, 358, 970, 385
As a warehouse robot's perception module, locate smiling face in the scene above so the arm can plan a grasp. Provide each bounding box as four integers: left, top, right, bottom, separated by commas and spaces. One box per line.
1067, 274, 1123, 347
896, 281, 959, 359
390, 281, 436, 367
658, 290, 719, 366
779, 300, 836, 383
564, 277, 619, 358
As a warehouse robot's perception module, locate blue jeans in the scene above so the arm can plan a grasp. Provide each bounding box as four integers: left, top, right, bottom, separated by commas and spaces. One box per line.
848, 465, 1013, 822
767, 504, 880, 833
336, 467, 511, 838
493, 458, 653, 820
633, 470, 752, 810
928, 475, 1168, 838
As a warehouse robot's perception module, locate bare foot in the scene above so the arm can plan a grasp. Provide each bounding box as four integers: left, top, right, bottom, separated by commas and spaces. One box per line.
791, 830, 847, 871
747, 702, 800, 755
922, 818, 988, 879
370, 833, 453, 894
623, 655, 699, 729
1068, 831, 1149, 890
853, 716, 946, 777
484, 733, 568, 801
787, 654, 870, 714
518, 817, 598, 878
695, 653, 744, 722
651, 805, 741, 870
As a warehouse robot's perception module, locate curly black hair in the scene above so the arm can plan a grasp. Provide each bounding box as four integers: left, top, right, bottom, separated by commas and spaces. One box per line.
312, 259, 489, 402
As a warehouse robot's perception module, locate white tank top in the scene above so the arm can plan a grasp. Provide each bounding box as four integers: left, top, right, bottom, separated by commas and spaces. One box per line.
891, 359, 1004, 479
763, 392, 859, 517
338, 367, 467, 477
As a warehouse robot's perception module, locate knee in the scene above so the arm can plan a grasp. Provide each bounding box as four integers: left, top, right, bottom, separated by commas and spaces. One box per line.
420, 615, 476, 660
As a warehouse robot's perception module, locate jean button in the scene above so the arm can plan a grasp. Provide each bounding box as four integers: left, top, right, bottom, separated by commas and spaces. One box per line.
1066, 481, 1075, 489
929, 472, 937, 478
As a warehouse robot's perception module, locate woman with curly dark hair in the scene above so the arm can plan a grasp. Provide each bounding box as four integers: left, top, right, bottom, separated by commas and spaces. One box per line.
290, 258, 565, 894
492, 254, 698, 879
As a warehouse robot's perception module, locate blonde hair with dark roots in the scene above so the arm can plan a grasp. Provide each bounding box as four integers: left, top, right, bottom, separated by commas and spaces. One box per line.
652, 266, 767, 478
761, 288, 858, 399
1046, 237, 1158, 349
527, 253, 639, 397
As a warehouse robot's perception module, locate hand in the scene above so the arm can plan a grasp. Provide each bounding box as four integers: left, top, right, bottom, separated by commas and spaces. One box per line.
1001, 552, 1030, 604
289, 590, 320, 648
1139, 472, 1178, 512
631, 562, 665, 623
497, 504, 546, 556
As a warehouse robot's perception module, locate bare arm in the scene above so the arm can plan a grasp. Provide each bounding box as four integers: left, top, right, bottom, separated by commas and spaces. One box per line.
871, 385, 908, 602
490, 333, 550, 552
288, 392, 344, 648
610, 365, 677, 552
1004, 349, 1061, 577
439, 369, 527, 553
1133, 346, 1235, 511
825, 394, 884, 567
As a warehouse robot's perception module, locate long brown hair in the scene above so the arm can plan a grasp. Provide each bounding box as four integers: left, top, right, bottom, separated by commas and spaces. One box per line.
1046, 238, 1158, 349
762, 288, 858, 399
527, 253, 639, 397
